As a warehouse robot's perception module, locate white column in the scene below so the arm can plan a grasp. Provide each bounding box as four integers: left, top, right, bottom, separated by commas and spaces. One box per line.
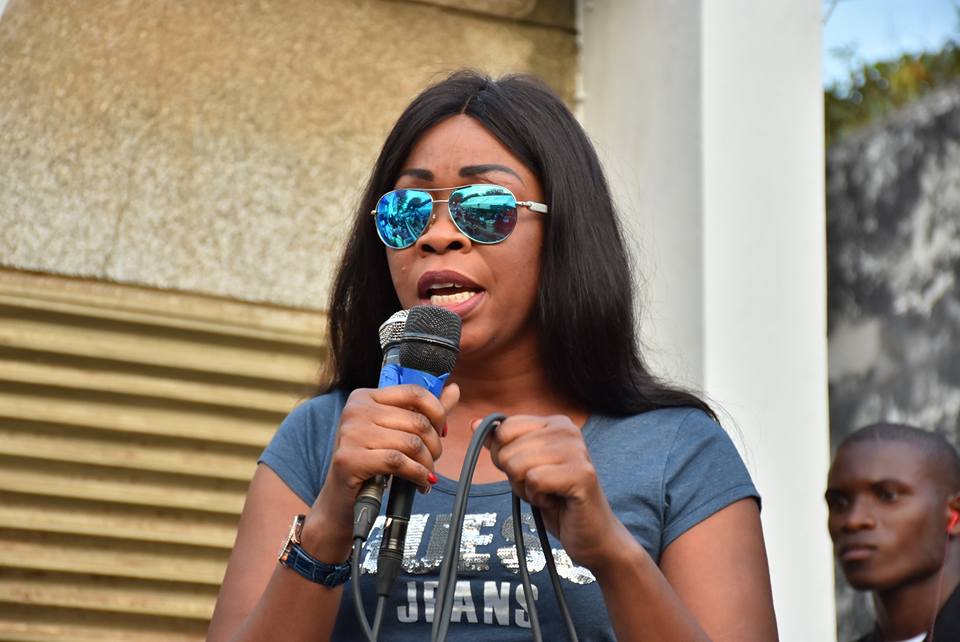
577, 0, 706, 386
579, 2, 834, 640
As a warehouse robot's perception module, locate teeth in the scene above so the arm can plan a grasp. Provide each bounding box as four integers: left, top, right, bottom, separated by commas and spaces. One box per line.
428, 282, 457, 291
430, 290, 478, 306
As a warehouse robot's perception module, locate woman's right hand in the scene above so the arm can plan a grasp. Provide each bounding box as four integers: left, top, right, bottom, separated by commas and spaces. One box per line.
298, 383, 460, 562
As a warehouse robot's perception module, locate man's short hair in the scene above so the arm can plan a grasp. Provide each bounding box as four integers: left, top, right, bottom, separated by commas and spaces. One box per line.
839, 422, 960, 493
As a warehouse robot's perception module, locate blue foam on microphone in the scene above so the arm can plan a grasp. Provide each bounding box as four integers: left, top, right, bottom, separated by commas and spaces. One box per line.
377, 363, 449, 398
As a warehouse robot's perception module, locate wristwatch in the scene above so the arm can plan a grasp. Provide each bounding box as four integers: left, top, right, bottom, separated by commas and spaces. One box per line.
277, 514, 352, 587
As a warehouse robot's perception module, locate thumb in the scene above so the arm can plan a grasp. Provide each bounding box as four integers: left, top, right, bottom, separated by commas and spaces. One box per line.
470, 417, 494, 452
440, 382, 461, 414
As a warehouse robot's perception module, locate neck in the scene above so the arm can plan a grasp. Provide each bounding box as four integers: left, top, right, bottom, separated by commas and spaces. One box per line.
450, 329, 585, 422
874, 543, 960, 641
436, 322, 587, 484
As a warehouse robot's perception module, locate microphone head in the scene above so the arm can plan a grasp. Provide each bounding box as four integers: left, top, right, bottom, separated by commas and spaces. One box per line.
378, 309, 409, 351
399, 305, 461, 376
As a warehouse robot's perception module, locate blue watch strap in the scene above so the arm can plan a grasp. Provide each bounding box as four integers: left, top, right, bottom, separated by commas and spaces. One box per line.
282, 542, 352, 587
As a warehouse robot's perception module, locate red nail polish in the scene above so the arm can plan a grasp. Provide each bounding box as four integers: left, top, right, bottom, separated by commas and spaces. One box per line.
427, 472, 438, 485
442, 423, 448, 437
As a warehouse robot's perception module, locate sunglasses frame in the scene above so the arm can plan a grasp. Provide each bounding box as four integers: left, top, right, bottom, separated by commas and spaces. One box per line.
370, 184, 549, 249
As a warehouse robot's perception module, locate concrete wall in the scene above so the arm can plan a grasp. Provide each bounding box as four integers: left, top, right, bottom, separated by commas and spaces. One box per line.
580, 2, 834, 640
0, 0, 576, 310
1, 3, 577, 637
826, 84, 960, 640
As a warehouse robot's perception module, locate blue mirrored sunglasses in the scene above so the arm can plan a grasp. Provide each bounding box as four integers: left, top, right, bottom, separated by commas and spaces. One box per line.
370, 184, 548, 249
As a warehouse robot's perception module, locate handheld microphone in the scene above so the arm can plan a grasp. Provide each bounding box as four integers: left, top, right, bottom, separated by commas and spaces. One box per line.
376, 305, 461, 598
352, 310, 409, 542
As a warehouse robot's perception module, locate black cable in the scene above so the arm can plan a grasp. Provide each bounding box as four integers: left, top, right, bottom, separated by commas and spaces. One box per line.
431, 413, 579, 642
372, 595, 387, 641
352, 538, 376, 642
512, 494, 543, 642
432, 413, 505, 642
532, 507, 579, 642
355, 411, 580, 641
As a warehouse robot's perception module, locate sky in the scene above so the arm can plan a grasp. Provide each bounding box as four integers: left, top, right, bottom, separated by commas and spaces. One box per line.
823, 0, 959, 87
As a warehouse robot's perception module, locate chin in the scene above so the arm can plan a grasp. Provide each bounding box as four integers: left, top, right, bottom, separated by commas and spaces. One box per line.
843, 573, 884, 592
839, 560, 880, 591
843, 567, 910, 593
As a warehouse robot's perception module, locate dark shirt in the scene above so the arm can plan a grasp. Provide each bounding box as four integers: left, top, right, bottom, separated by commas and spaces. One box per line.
853, 582, 960, 642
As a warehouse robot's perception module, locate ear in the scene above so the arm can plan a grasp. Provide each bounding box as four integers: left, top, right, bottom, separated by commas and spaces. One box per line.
948, 495, 960, 536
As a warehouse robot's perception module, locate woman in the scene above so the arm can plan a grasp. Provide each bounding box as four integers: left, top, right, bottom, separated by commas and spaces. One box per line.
208, 71, 778, 641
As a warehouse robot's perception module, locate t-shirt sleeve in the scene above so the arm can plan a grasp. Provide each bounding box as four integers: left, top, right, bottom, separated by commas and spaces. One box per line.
660, 409, 760, 550
258, 391, 344, 506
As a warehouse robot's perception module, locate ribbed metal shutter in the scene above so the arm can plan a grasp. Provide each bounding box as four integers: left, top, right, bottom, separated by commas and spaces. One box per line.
0, 269, 326, 641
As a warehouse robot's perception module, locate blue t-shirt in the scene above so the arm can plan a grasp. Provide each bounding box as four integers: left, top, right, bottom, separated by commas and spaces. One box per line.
260, 391, 759, 641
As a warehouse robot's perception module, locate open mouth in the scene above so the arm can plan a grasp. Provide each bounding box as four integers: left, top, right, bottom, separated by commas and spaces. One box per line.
417, 271, 485, 310
425, 283, 482, 306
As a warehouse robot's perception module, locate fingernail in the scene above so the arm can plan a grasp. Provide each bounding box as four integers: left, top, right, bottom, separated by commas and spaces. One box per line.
442, 422, 448, 438
427, 472, 438, 485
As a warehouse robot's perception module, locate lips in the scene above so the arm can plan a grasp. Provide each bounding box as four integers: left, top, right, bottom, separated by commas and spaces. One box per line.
838, 542, 877, 562
417, 270, 484, 305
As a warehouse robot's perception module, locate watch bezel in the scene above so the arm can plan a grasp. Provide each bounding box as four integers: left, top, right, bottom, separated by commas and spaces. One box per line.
276, 513, 352, 587
278, 513, 305, 563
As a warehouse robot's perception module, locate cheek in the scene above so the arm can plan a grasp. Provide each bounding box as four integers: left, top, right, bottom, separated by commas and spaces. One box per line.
386, 252, 417, 307
896, 512, 943, 556
883, 508, 945, 573
826, 515, 841, 540
506, 228, 544, 297
521, 251, 544, 310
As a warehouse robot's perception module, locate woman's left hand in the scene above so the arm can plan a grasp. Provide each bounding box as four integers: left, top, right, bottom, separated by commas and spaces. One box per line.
480, 414, 634, 575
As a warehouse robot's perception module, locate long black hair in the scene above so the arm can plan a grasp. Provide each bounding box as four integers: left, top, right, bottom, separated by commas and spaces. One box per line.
324, 70, 714, 420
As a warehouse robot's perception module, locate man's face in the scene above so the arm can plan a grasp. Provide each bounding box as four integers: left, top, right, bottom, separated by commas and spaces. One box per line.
825, 440, 947, 591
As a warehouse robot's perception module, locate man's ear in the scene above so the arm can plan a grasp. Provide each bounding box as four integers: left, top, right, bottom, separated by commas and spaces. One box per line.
947, 495, 960, 535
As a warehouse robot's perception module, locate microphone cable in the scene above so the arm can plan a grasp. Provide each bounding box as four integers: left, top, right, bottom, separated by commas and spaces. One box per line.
351, 412, 579, 642
524, 496, 579, 641
431, 413, 579, 642
351, 537, 378, 642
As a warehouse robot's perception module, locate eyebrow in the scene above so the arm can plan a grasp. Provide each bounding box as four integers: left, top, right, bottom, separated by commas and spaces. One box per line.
872, 478, 911, 489
396, 164, 525, 184
459, 164, 524, 183
824, 478, 912, 498
397, 168, 434, 180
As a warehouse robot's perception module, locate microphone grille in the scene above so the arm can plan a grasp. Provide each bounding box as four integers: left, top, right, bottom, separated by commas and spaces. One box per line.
378, 309, 408, 350
399, 305, 461, 376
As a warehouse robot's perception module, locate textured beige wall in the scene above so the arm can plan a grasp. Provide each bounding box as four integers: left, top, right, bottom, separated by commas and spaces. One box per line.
0, 0, 576, 310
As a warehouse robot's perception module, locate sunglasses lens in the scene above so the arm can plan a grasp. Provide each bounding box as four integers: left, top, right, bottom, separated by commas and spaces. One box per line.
375, 190, 433, 249
449, 185, 518, 244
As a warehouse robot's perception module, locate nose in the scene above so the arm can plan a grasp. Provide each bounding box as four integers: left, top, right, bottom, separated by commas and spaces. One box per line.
841, 498, 876, 532
416, 201, 471, 254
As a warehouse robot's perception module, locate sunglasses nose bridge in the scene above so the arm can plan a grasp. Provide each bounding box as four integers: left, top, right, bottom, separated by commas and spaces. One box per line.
418, 196, 470, 247
425, 195, 453, 224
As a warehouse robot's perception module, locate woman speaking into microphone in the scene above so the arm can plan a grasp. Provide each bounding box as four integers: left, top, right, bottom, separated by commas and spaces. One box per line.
208, 71, 778, 641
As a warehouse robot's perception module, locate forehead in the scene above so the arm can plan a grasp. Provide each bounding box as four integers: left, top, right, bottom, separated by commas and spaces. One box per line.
402, 115, 532, 179
828, 440, 931, 487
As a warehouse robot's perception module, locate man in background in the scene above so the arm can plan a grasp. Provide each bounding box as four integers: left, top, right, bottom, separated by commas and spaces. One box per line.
826, 423, 960, 641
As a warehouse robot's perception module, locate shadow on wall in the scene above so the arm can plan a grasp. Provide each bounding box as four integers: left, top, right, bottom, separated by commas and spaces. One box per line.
826, 82, 960, 640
